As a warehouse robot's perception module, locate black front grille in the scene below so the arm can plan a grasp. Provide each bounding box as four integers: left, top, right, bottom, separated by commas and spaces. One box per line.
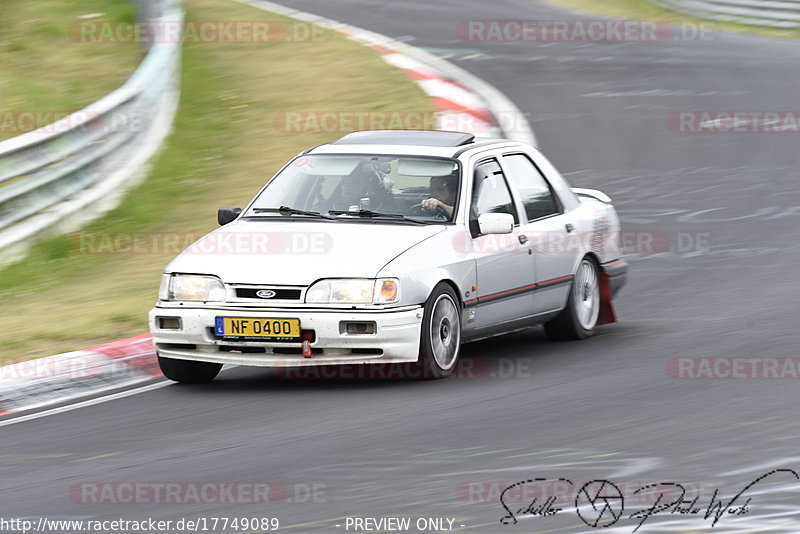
235, 288, 302, 300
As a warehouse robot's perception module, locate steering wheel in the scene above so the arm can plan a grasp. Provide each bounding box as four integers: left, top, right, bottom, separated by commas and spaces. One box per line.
406, 202, 448, 219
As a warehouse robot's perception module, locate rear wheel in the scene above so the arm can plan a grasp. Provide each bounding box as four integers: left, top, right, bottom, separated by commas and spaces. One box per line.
544, 258, 600, 340
158, 355, 222, 383
418, 283, 462, 378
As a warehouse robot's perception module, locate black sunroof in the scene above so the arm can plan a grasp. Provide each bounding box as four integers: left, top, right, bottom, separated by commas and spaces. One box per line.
332, 130, 475, 147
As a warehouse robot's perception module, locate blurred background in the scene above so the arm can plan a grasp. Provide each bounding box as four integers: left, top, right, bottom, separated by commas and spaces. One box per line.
1, 0, 800, 531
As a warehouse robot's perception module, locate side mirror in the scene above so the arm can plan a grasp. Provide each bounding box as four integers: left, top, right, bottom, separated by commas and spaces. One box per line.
477, 213, 514, 235
217, 207, 242, 226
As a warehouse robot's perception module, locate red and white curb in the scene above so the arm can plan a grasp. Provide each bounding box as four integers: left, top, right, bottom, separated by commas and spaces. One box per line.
0, 1, 537, 418
377, 52, 499, 135
0, 334, 158, 416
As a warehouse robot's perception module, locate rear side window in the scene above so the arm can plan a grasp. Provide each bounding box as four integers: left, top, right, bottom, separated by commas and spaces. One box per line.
502, 154, 560, 221
473, 159, 519, 224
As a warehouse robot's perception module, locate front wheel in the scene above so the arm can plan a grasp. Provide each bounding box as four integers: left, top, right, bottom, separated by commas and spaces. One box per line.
158, 355, 222, 383
544, 258, 600, 341
418, 283, 462, 378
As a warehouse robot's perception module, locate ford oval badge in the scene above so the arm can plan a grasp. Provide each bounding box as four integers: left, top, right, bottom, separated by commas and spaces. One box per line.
256, 290, 277, 299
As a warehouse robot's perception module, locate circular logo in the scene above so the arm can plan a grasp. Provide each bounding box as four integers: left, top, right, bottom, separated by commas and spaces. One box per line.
575, 480, 624, 528
256, 289, 277, 299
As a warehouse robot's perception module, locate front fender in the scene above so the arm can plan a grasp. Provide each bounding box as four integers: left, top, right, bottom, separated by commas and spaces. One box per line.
376, 227, 476, 307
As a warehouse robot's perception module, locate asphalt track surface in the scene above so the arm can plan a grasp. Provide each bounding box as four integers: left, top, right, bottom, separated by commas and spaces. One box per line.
3, 1, 800, 532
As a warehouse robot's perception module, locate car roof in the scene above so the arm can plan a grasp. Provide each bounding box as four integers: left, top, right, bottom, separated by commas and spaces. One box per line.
305, 130, 524, 158
332, 130, 476, 147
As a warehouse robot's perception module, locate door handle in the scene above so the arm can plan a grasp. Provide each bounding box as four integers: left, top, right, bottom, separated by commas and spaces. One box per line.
518, 234, 529, 244
565, 223, 575, 233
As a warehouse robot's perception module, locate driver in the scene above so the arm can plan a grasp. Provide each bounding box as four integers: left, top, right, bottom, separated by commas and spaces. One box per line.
421, 175, 457, 217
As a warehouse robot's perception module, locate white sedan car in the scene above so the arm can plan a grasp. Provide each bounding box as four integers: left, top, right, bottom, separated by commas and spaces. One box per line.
149, 130, 628, 382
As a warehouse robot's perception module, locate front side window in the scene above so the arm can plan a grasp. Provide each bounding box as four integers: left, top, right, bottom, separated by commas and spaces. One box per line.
245, 155, 460, 222
502, 154, 560, 221
472, 159, 519, 224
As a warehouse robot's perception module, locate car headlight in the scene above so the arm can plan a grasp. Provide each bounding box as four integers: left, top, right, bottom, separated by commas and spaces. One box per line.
305, 278, 399, 304
161, 274, 226, 302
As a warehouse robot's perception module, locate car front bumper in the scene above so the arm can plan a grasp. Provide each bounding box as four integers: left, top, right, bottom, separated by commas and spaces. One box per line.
149, 305, 424, 367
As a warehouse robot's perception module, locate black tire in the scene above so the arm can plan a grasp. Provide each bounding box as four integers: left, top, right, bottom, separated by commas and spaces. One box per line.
417, 282, 462, 379
544, 258, 600, 341
158, 355, 222, 383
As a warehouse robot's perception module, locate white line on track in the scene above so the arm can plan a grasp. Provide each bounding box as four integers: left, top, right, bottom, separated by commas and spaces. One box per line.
0, 381, 170, 427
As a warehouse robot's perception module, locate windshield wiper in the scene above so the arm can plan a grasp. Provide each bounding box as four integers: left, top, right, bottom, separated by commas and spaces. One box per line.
327, 209, 428, 224
252, 206, 336, 220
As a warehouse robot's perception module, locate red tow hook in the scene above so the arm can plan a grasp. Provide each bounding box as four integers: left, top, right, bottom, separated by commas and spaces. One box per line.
301, 330, 314, 358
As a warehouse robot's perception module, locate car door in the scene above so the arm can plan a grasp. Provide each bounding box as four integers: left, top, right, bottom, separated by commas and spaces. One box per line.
469, 157, 537, 329
500, 152, 579, 314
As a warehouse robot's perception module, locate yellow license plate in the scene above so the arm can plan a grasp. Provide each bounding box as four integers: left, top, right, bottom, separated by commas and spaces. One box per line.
215, 317, 301, 340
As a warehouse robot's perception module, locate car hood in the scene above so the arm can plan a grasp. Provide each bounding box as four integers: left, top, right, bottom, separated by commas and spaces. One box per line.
166, 219, 447, 285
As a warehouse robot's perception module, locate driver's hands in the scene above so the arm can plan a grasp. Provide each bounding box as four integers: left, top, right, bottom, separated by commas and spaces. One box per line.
421, 198, 442, 212
421, 198, 453, 216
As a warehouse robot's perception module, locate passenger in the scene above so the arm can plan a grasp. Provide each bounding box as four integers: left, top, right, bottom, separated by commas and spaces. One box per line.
330, 165, 394, 212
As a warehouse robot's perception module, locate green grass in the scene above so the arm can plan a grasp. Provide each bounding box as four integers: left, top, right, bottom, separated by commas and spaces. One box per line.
0, 0, 435, 362
545, 0, 800, 40
0, 0, 143, 140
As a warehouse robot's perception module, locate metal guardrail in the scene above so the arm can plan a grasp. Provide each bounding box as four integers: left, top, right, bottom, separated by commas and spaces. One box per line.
649, 0, 800, 28
0, 2, 183, 265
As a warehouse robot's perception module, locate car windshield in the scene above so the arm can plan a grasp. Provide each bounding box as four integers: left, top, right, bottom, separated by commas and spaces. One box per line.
245, 155, 461, 222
